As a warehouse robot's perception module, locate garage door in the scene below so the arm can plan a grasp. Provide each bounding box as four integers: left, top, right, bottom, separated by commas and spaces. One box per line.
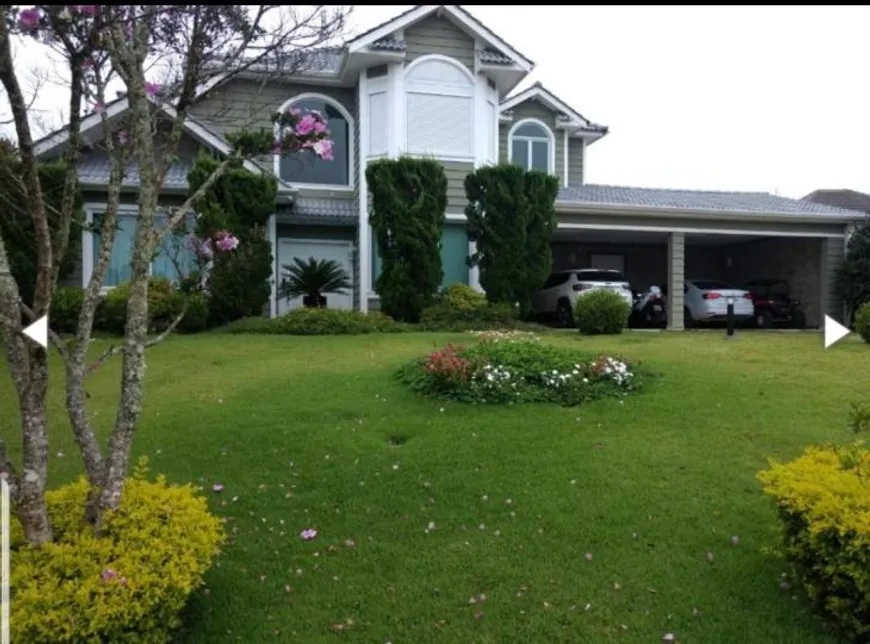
277, 239, 354, 314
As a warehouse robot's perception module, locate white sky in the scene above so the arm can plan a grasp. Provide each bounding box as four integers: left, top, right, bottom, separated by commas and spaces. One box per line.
12, 5, 870, 199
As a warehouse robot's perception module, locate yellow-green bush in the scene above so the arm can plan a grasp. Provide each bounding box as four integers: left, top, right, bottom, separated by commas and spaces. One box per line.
574, 289, 631, 335
758, 444, 870, 640
438, 282, 487, 311
11, 460, 224, 643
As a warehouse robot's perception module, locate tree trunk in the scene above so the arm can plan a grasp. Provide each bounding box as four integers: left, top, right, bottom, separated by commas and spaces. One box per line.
17, 375, 52, 545
96, 78, 158, 519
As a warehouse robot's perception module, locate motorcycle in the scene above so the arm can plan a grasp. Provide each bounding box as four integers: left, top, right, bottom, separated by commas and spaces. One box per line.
630, 285, 667, 328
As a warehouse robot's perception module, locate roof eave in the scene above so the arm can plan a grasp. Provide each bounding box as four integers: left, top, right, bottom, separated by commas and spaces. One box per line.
554, 200, 864, 224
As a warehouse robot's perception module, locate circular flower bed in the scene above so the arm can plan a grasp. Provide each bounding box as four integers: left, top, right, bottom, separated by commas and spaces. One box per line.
398, 334, 645, 406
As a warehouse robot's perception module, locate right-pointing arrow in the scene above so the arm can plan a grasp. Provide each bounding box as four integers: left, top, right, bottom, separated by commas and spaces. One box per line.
824, 314, 850, 349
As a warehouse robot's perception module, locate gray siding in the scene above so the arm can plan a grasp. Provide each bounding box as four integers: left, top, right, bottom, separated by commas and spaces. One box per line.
444, 161, 473, 213
189, 79, 357, 182
402, 15, 475, 71
567, 138, 584, 186
498, 98, 567, 184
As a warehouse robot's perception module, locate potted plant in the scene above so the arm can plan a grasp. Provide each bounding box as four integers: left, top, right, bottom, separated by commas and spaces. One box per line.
278, 256, 351, 308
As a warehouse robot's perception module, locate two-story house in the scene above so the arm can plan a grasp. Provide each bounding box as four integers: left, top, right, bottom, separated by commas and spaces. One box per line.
35, 5, 864, 329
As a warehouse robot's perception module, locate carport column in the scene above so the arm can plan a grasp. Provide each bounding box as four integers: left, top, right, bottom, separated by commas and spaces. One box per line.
666, 232, 685, 331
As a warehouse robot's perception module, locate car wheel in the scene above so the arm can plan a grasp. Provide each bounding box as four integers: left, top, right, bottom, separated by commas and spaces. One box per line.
756, 309, 774, 329
557, 301, 575, 328
683, 307, 695, 329
791, 309, 806, 329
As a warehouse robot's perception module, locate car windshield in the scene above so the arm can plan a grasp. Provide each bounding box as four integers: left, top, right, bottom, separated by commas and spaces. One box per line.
691, 280, 737, 291
576, 271, 627, 283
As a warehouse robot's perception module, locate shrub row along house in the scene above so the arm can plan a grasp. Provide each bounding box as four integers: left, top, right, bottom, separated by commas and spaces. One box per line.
36, 4, 865, 330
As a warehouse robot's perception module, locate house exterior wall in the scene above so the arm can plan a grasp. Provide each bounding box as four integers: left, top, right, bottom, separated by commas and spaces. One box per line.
403, 15, 476, 71
499, 98, 585, 187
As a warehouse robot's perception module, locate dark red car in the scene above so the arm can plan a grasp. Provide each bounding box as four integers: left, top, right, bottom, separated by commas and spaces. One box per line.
742, 279, 807, 329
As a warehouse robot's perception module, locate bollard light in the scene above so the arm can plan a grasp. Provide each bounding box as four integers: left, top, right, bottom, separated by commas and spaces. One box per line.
725, 296, 736, 337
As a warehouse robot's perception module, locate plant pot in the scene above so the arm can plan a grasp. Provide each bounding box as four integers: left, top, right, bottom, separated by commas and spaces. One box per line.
303, 294, 327, 308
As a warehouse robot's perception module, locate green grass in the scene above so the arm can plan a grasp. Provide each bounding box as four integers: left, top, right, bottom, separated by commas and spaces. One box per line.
3, 330, 867, 643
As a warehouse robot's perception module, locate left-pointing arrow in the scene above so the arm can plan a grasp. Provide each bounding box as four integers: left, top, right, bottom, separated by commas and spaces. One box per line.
22, 315, 48, 349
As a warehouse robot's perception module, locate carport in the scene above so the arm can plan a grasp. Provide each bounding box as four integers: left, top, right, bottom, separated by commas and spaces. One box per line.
552, 186, 865, 331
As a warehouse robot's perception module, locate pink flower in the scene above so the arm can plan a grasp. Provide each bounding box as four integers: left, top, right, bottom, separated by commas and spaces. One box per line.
75, 5, 99, 16
101, 568, 117, 582
295, 114, 317, 136
17, 8, 41, 31
144, 82, 160, 98
198, 238, 213, 259
214, 231, 239, 252
299, 528, 318, 540
313, 119, 327, 134
313, 139, 334, 161
212, 483, 224, 493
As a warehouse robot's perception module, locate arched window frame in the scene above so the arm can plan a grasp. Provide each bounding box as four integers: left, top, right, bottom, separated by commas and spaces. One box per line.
403, 54, 475, 161
272, 92, 355, 190
507, 117, 555, 175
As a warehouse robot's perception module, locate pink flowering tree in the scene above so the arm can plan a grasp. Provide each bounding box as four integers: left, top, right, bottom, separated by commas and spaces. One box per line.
0, 5, 347, 545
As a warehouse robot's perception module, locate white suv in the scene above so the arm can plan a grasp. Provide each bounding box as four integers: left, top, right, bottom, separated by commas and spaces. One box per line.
532, 269, 634, 327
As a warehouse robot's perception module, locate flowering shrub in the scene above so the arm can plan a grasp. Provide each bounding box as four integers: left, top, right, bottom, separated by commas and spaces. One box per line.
422, 343, 478, 391
399, 339, 645, 406
467, 329, 541, 344
10, 458, 224, 643
758, 444, 870, 640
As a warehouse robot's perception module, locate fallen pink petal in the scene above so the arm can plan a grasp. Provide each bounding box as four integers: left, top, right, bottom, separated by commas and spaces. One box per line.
212, 483, 224, 493
300, 528, 318, 540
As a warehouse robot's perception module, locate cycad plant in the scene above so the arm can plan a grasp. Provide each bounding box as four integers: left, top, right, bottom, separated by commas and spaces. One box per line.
278, 256, 352, 308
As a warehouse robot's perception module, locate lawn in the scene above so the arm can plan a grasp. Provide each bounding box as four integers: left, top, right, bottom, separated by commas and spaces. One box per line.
2, 329, 866, 643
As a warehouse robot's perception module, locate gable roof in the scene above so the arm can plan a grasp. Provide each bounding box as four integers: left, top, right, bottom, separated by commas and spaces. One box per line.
557, 184, 866, 222
33, 95, 263, 177
803, 189, 870, 214
500, 82, 609, 140
346, 5, 534, 72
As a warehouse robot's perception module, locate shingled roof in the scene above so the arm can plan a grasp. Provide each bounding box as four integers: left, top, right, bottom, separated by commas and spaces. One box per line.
557, 185, 866, 218
803, 189, 870, 215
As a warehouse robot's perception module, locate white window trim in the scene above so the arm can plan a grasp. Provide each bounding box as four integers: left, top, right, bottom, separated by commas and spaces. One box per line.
82, 203, 195, 292
404, 55, 476, 162
508, 118, 556, 175
273, 92, 355, 192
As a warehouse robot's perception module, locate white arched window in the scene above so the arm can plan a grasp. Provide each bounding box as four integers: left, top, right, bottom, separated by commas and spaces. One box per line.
509, 119, 554, 174
274, 93, 353, 188
404, 55, 474, 160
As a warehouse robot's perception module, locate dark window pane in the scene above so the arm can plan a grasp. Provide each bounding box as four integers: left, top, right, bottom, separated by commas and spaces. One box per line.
510, 139, 527, 168
279, 99, 349, 185
576, 270, 628, 283
530, 140, 549, 172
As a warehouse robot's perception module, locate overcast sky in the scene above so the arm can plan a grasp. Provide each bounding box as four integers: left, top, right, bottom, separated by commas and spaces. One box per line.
11, 5, 870, 199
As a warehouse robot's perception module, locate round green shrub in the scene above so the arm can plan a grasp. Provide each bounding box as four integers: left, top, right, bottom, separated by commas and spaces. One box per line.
854, 303, 870, 343
51, 286, 85, 334
96, 277, 184, 335
439, 283, 487, 311
10, 460, 224, 643
574, 290, 631, 335
175, 292, 210, 334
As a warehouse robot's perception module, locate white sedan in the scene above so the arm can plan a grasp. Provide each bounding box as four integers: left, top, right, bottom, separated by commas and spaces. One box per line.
683, 280, 754, 328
